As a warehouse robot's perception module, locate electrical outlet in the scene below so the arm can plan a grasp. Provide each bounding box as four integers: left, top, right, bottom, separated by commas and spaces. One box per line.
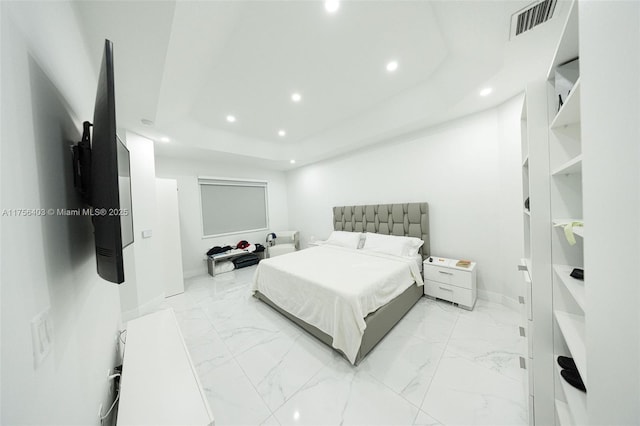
30, 307, 53, 369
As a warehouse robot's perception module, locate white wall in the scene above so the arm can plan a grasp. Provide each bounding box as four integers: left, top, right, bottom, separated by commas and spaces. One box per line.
155, 178, 185, 297
1, 2, 122, 424
497, 96, 527, 305
119, 132, 165, 321
286, 97, 524, 301
155, 156, 289, 278
581, 1, 640, 423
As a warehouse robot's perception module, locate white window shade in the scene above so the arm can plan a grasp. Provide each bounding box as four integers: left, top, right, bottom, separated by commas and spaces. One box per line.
199, 178, 268, 237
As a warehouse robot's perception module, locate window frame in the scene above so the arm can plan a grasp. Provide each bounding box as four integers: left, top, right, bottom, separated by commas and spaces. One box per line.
197, 177, 269, 239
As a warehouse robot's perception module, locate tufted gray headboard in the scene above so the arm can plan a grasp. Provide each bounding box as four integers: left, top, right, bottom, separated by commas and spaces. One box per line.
333, 203, 430, 260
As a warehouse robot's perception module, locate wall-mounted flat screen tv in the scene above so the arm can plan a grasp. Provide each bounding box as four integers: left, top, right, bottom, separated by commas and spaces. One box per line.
73, 39, 133, 284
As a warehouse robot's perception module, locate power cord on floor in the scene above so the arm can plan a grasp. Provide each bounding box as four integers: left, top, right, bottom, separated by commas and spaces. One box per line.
99, 368, 122, 425
99, 394, 119, 425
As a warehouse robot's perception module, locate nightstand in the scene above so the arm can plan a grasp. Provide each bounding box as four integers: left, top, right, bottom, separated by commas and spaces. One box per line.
423, 257, 477, 310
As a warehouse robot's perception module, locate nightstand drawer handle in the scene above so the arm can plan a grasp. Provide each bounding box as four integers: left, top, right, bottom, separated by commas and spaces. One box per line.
519, 326, 526, 337
439, 286, 453, 292
518, 264, 528, 271
438, 271, 454, 275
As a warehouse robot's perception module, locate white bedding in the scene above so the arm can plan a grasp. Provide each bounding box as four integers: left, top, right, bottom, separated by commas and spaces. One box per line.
411, 253, 424, 272
251, 245, 424, 364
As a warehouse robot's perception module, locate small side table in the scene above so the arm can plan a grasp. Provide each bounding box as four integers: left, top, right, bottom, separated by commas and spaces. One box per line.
423, 256, 477, 310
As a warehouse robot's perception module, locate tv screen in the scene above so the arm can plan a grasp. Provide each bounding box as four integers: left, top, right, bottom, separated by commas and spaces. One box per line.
117, 137, 134, 248
90, 39, 133, 284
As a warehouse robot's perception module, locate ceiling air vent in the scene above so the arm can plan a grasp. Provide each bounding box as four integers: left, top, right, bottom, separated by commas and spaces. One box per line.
510, 0, 558, 39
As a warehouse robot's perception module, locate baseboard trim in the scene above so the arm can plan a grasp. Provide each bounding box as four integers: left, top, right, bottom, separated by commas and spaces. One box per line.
477, 289, 521, 313
183, 268, 203, 280
477, 289, 503, 303
502, 295, 520, 312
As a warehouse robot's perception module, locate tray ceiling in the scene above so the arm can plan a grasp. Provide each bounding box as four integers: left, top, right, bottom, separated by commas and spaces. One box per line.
75, 0, 570, 169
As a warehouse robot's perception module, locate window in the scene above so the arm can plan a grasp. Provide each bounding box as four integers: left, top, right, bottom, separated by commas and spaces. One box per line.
198, 178, 268, 237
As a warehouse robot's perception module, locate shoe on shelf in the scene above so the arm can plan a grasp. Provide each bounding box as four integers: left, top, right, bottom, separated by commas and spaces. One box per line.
561, 369, 586, 392
557, 355, 578, 372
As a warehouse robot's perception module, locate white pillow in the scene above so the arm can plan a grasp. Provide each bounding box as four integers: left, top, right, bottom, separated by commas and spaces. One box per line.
361, 233, 424, 257
402, 236, 424, 256
325, 231, 363, 249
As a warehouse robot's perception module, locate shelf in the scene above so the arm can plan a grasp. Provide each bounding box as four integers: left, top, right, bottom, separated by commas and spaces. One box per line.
552, 154, 582, 176
551, 79, 581, 129
553, 219, 584, 238
555, 362, 587, 425
547, 0, 579, 80
554, 264, 585, 312
555, 400, 574, 426
555, 311, 587, 384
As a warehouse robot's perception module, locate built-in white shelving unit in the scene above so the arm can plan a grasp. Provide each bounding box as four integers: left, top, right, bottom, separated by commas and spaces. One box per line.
555, 364, 588, 425
553, 265, 585, 311
551, 154, 582, 176
555, 400, 573, 426
552, 219, 584, 238
523, 2, 640, 423
519, 1, 590, 424
550, 79, 581, 129
519, 71, 556, 424
548, 1, 586, 424
518, 91, 534, 424
554, 311, 587, 382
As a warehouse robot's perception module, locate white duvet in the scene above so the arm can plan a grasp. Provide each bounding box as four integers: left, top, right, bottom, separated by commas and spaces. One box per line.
251, 245, 423, 364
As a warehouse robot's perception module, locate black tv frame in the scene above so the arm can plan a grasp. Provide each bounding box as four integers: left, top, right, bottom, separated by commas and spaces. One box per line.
72, 39, 132, 284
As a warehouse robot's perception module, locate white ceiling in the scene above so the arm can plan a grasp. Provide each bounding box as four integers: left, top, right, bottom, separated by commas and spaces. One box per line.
74, 0, 570, 170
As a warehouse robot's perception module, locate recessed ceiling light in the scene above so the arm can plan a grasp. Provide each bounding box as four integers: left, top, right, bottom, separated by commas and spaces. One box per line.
290, 159, 296, 164
325, 0, 340, 13
480, 87, 493, 97
226, 115, 236, 123
160, 137, 170, 143
291, 93, 302, 103
386, 61, 398, 72
141, 118, 154, 126
278, 130, 286, 137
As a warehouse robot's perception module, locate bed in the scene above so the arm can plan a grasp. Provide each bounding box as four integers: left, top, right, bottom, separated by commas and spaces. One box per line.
252, 202, 429, 364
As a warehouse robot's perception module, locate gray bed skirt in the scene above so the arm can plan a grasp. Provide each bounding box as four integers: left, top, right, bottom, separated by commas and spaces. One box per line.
254, 283, 423, 365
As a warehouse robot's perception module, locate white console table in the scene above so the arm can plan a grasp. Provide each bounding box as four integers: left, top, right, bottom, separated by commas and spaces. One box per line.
117, 309, 214, 426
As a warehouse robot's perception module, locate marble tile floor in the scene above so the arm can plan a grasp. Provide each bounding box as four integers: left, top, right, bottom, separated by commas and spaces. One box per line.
160, 266, 527, 426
